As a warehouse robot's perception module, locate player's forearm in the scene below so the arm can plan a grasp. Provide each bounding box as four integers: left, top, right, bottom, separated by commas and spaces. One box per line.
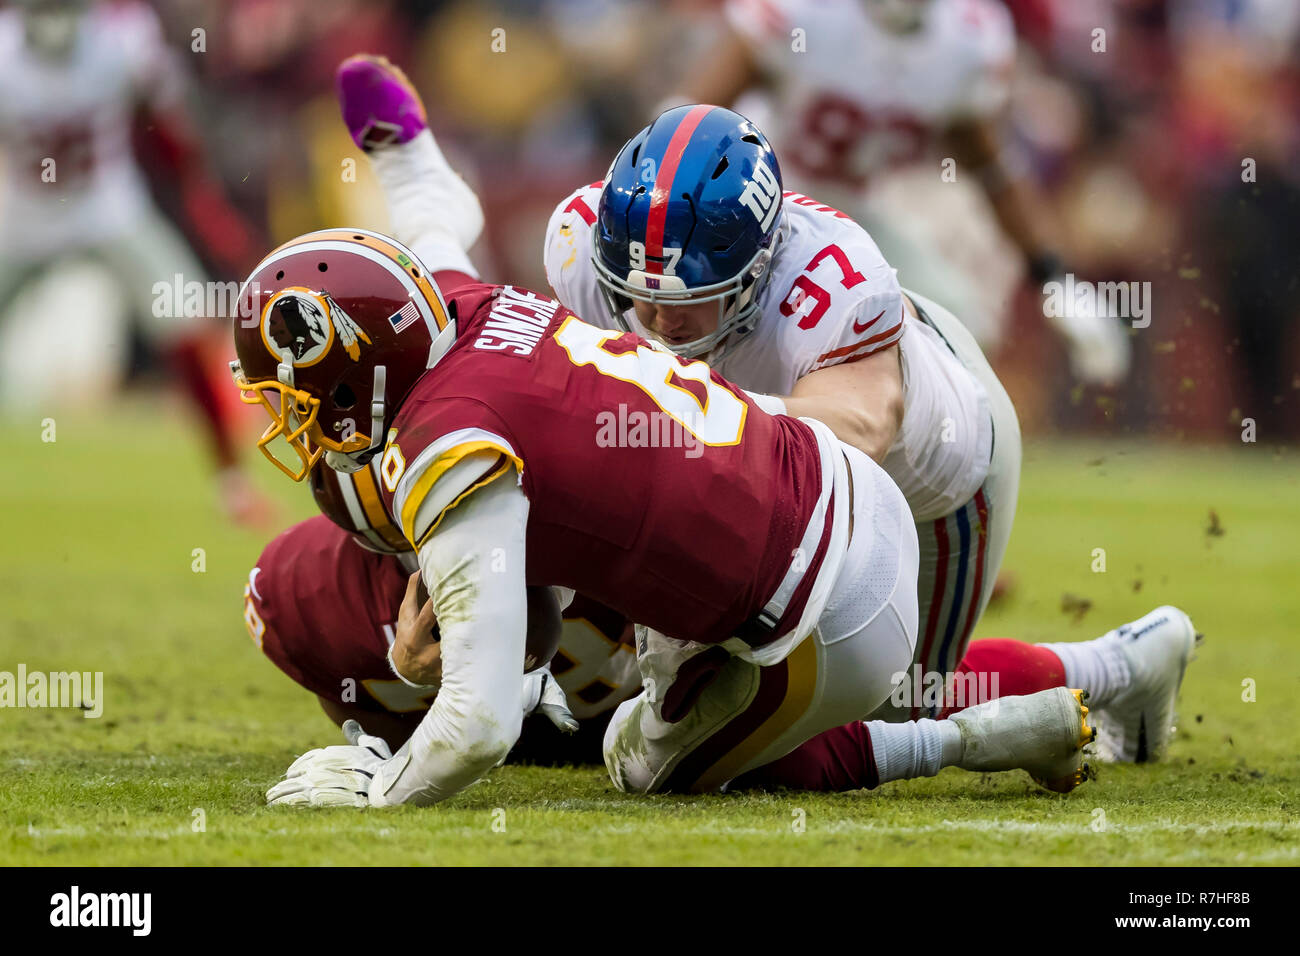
782, 394, 900, 463
370, 476, 531, 806
745, 385, 903, 463
375, 617, 525, 806
676, 27, 760, 109
950, 120, 1059, 267
987, 174, 1060, 269
379, 683, 522, 806
785, 346, 905, 463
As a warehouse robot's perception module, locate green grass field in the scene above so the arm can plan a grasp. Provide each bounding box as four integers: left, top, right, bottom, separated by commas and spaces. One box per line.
1, 402, 1297, 865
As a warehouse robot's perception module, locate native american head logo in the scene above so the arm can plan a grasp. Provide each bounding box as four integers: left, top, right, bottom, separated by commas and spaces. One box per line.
261, 288, 371, 367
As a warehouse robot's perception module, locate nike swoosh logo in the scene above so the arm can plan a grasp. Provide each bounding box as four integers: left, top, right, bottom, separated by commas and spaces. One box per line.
852, 309, 886, 335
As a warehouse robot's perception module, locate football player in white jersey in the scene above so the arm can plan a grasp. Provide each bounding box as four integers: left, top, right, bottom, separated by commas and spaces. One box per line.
0, 0, 267, 522
333, 56, 1199, 772
681, 0, 1131, 383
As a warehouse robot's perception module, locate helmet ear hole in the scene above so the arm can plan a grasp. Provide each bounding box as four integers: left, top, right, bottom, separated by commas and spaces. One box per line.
332, 382, 357, 410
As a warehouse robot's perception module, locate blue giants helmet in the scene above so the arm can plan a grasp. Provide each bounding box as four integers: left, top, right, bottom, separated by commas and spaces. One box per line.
592, 105, 785, 360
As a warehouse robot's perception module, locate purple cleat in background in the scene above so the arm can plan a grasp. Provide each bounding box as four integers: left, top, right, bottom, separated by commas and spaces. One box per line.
336, 54, 428, 152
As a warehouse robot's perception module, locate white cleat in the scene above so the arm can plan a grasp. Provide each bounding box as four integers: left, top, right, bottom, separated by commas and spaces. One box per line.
1092, 605, 1201, 764
949, 686, 1096, 793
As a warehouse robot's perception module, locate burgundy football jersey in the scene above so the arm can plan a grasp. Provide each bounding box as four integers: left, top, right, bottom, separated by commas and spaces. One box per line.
243, 516, 432, 715
243, 516, 641, 725
376, 283, 832, 648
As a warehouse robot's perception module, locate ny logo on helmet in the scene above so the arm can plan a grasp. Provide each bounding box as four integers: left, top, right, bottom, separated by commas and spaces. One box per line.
738, 159, 780, 232
260, 288, 372, 367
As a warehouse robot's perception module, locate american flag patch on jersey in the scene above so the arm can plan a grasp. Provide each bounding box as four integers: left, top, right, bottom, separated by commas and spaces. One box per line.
387, 301, 420, 334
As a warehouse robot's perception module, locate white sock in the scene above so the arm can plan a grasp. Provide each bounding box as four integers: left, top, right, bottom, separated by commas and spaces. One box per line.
867, 719, 963, 784
368, 129, 484, 273
1038, 633, 1131, 706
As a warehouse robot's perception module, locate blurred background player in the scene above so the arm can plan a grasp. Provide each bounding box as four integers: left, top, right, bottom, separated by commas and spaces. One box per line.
2, 2, 1292, 445
678, 0, 1131, 383
0, 0, 267, 521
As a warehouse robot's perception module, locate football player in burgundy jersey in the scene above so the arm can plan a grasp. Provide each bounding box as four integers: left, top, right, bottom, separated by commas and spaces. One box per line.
231, 226, 1096, 807
244, 463, 635, 762
331, 56, 1201, 770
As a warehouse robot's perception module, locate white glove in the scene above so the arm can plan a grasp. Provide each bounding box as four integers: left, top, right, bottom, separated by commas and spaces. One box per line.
1045, 276, 1132, 385
266, 720, 395, 808
521, 666, 579, 734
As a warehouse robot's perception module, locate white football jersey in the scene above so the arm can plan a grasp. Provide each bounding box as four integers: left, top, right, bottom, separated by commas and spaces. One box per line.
724, 0, 1014, 193
545, 182, 905, 391
0, 2, 183, 257
543, 182, 992, 521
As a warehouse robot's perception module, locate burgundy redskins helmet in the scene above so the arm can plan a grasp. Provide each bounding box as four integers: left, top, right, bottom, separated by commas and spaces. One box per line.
310, 460, 412, 556
231, 228, 455, 481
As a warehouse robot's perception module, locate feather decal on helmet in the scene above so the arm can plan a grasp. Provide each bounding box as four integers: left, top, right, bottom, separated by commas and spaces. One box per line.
323, 293, 373, 361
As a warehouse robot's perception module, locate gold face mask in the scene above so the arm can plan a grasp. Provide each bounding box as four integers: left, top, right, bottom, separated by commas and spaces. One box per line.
231, 362, 372, 481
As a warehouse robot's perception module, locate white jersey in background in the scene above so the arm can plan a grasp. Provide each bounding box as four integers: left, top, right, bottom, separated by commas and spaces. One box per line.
723, 0, 1015, 196
544, 180, 991, 523
0, 1, 185, 258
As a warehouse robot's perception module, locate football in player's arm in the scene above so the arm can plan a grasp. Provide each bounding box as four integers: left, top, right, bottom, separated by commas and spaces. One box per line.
244, 510, 572, 758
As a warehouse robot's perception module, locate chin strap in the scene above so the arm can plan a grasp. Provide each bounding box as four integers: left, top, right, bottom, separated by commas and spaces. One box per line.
427, 316, 457, 371
368, 364, 387, 452
331, 364, 387, 473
